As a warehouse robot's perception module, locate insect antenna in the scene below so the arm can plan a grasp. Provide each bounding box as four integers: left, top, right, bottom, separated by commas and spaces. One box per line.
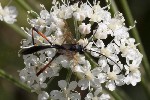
85, 48, 122, 71
82, 22, 123, 72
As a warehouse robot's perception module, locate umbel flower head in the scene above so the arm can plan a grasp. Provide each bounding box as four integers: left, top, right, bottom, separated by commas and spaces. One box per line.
0, 3, 18, 24
19, 0, 143, 100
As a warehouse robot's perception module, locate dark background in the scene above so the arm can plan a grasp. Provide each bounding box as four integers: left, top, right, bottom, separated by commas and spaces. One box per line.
0, 0, 150, 100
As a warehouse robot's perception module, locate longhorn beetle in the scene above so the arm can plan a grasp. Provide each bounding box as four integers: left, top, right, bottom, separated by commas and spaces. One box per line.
20, 22, 121, 76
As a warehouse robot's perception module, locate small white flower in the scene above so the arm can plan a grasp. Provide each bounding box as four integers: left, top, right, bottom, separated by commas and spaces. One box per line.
78, 38, 88, 48
107, 12, 125, 31
85, 89, 110, 100
104, 64, 125, 91
57, 55, 70, 68
113, 26, 129, 40
124, 57, 142, 86
38, 91, 49, 100
79, 23, 91, 35
92, 2, 111, 22
73, 3, 92, 21
73, 11, 86, 21
77, 61, 106, 90
95, 39, 105, 48
50, 80, 81, 100
94, 23, 111, 39
50, 14, 65, 29
0, 3, 18, 24
58, 5, 74, 19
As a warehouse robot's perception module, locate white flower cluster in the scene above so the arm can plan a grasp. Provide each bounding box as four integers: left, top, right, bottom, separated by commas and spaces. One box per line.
0, 3, 18, 24
19, 0, 143, 100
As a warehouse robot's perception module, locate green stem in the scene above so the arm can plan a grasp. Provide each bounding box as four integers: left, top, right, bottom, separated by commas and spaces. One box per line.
109, 0, 118, 15
15, 0, 37, 18
107, 90, 124, 100
66, 68, 72, 84
115, 88, 132, 100
0, 69, 30, 92
118, 0, 150, 80
84, 52, 98, 68
74, 19, 80, 41
6, 0, 13, 6
141, 78, 150, 99
15, 0, 33, 11
6, 22, 27, 38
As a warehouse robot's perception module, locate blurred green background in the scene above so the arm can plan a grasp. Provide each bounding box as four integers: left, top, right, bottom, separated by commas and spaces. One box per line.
0, 0, 150, 100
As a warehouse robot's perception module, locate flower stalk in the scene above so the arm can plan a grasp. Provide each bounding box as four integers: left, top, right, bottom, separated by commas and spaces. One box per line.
0, 69, 30, 92
6, 22, 27, 37
15, 0, 33, 12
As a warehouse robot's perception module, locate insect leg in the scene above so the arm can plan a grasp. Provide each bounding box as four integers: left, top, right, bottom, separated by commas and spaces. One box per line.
36, 53, 60, 76
32, 27, 52, 45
